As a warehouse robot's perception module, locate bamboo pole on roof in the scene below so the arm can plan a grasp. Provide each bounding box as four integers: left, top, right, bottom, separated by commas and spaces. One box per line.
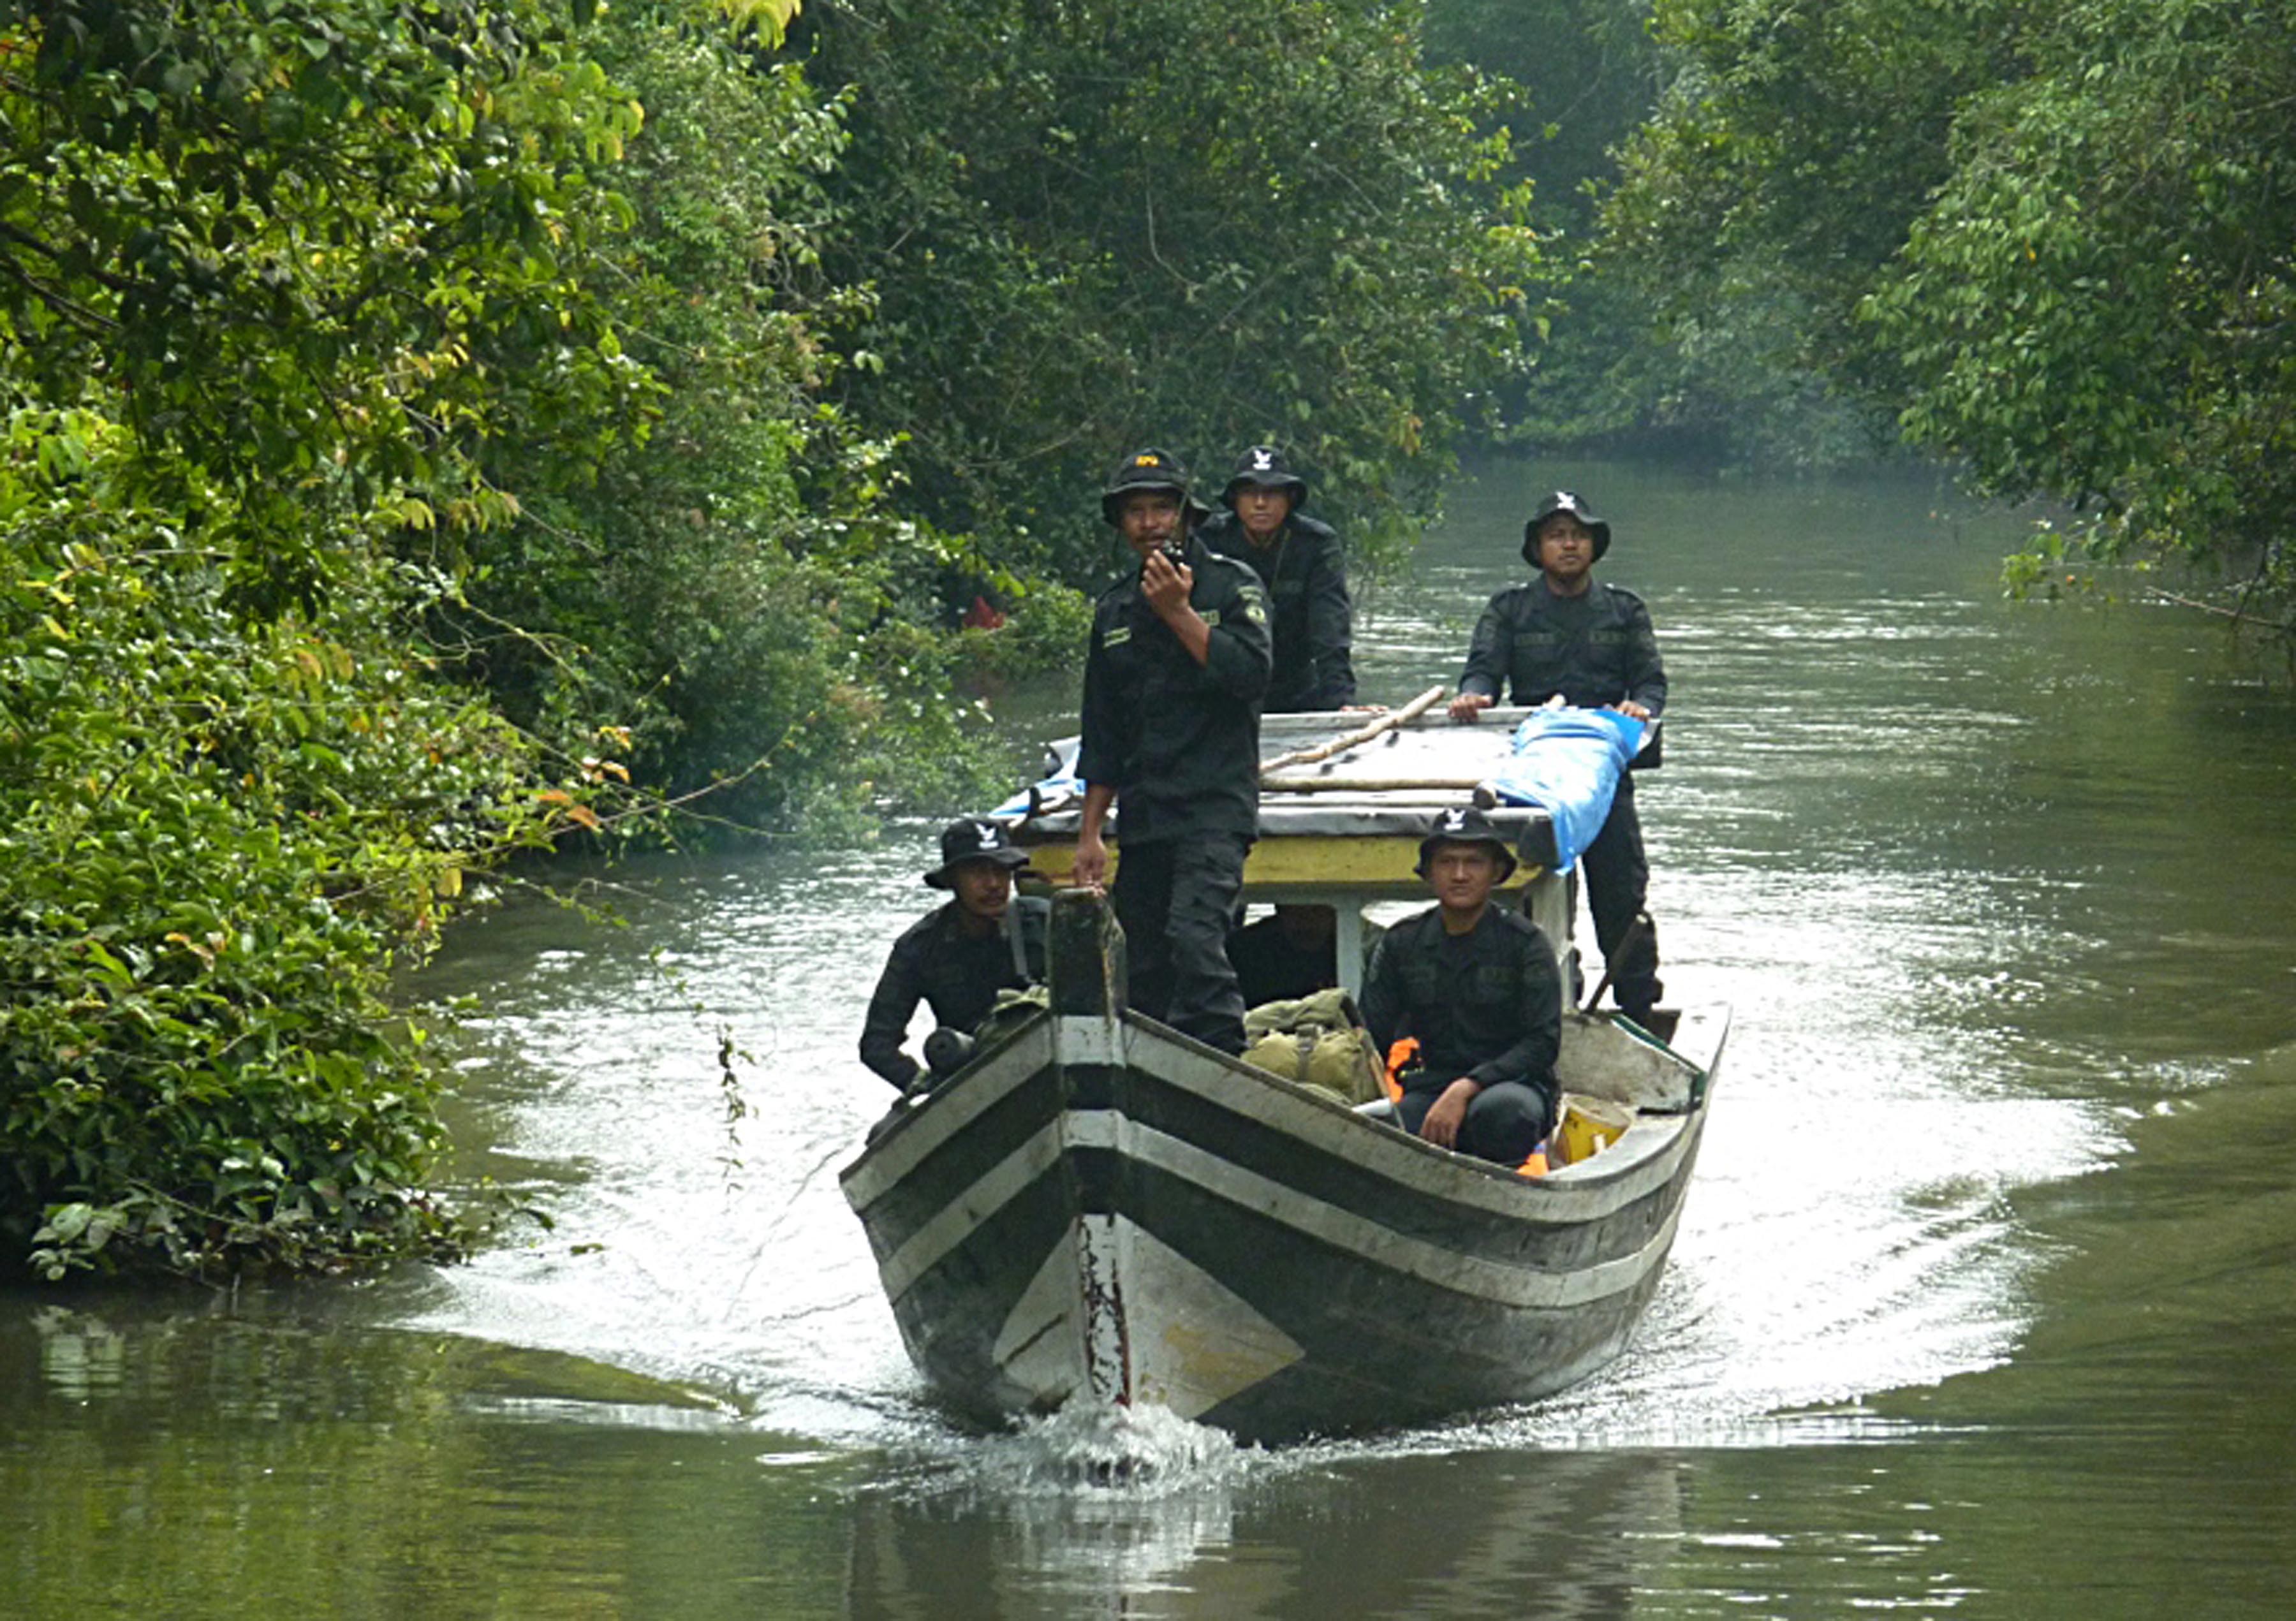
1256, 684, 1448, 776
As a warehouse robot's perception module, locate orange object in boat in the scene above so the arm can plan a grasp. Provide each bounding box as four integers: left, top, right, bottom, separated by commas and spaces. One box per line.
1381, 1038, 1417, 1104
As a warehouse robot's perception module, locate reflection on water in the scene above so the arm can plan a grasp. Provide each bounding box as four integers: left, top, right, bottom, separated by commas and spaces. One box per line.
853, 1407, 1248, 1618
850, 1417, 1695, 1620
5, 458, 2295, 1617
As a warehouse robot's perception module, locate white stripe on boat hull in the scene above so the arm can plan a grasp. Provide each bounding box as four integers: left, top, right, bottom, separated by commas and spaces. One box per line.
880, 1107, 1686, 1312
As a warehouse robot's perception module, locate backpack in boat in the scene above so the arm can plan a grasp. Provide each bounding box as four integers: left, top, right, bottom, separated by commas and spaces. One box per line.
1241, 987, 1387, 1104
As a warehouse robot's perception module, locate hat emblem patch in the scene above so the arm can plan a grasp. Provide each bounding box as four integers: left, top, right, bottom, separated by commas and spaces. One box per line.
1251, 448, 1274, 471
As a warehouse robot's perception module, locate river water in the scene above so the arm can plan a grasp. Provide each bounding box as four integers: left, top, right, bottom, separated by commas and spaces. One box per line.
6, 458, 2293, 1618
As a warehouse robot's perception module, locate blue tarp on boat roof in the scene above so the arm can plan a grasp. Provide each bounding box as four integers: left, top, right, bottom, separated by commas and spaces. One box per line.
990, 740, 1082, 822
1481, 706, 1643, 872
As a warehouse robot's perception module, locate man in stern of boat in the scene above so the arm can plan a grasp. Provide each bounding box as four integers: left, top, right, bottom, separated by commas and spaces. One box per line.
1360, 806, 1561, 1165
1446, 489, 1667, 1025
1071, 448, 1274, 1055
858, 818, 1049, 1092
1194, 444, 1357, 713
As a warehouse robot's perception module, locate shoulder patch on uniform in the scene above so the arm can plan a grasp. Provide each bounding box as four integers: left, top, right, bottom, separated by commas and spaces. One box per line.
1494, 908, 1550, 942
1235, 581, 1270, 626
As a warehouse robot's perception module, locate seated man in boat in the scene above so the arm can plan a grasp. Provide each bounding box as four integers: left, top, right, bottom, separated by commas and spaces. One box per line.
1360, 806, 1561, 1164
858, 818, 1049, 1092
1193, 444, 1357, 712
1072, 448, 1273, 1055
1446, 490, 1667, 1024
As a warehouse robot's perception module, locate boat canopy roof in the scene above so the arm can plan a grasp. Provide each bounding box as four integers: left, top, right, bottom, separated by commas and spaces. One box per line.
999, 704, 1652, 870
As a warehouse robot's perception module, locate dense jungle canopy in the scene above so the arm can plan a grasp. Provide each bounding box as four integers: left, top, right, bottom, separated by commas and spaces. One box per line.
1607, 0, 2296, 621
3, 0, 2288, 1278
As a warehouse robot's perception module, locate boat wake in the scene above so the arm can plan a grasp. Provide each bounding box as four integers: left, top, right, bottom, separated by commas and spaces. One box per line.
843, 1404, 1252, 1606
955, 1402, 1244, 1498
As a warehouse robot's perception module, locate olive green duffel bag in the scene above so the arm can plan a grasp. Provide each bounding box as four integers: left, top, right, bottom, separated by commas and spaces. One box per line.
1241, 988, 1386, 1105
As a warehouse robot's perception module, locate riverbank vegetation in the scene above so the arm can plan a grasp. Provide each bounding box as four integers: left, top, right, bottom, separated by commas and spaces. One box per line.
3, 0, 660, 1277
1596, 0, 2296, 628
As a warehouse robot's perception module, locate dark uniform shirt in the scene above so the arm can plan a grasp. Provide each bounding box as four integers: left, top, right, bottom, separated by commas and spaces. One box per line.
1194, 510, 1355, 711
1360, 905, 1562, 1096
1077, 537, 1273, 845
858, 897, 1049, 1089
1458, 580, 1667, 715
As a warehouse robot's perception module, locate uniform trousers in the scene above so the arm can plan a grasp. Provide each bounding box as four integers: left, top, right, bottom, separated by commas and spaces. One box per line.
1112, 833, 1252, 1055
1397, 1079, 1554, 1167
1578, 774, 1663, 1017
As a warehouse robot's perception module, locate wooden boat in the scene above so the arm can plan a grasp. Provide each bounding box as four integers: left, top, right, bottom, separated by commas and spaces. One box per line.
839, 701, 1726, 1444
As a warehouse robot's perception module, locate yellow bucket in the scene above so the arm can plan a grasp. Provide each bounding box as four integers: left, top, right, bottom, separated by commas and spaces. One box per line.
1555, 1095, 1635, 1166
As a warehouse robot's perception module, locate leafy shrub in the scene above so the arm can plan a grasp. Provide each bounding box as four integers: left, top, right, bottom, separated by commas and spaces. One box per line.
0, 414, 568, 1277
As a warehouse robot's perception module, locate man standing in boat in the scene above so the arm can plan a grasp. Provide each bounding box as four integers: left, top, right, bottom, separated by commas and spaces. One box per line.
1072, 448, 1274, 1055
1360, 805, 1562, 1164
1198, 443, 1358, 1009
1194, 444, 1357, 713
858, 818, 1049, 1092
1447, 490, 1667, 1024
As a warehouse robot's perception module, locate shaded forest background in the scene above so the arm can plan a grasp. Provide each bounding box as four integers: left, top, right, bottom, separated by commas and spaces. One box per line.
4, 0, 2289, 1276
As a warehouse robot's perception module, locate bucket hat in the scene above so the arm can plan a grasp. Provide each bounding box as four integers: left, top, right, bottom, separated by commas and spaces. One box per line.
924, 818, 1033, 889
1414, 804, 1519, 883
1521, 489, 1612, 565
1220, 443, 1310, 510
1101, 447, 1209, 528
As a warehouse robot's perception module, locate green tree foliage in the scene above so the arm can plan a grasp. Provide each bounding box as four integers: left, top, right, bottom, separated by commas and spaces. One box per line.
0, 0, 653, 608
1421, 1, 1661, 445
1416, 2, 1880, 461
0, 0, 649, 1275
1608, 1, 2025, 382
1869, 1, 2296, 612
1424, 0, 1659, 234
430, 3, 1045, 832
1608, 0, 2296, 615
798, 0, 1544, 578
0, 0, 1059, 1277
